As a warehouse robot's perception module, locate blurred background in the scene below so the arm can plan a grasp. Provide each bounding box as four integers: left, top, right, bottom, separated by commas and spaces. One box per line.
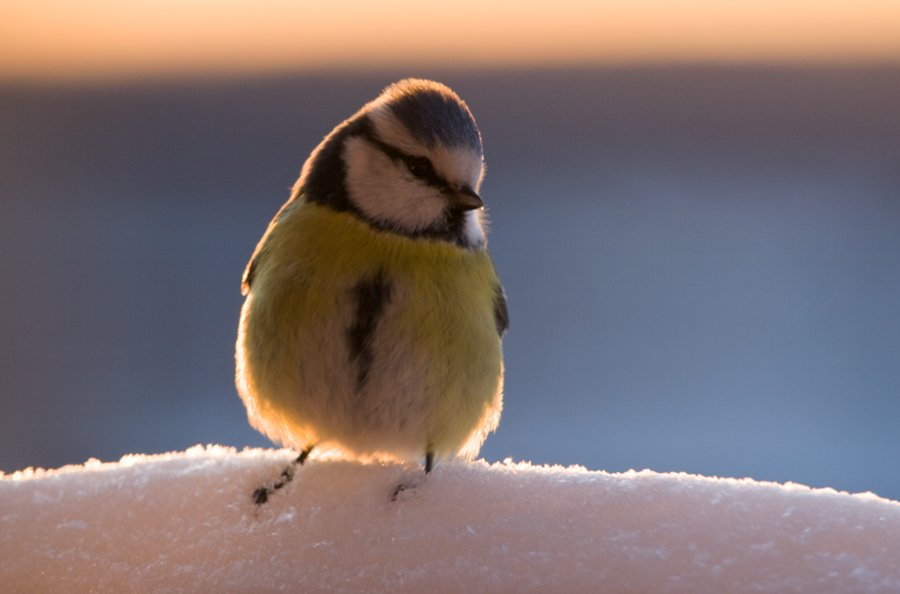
2, 2, 899, 498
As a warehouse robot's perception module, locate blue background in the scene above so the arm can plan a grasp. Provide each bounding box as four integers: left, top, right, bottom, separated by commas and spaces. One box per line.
2, 67, 898, 498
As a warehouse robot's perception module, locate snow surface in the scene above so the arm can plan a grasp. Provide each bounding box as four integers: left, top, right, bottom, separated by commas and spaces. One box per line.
2, 446, 899, 593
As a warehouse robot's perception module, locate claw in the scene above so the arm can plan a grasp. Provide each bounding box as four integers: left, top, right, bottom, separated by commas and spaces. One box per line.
252, 445, 314, 506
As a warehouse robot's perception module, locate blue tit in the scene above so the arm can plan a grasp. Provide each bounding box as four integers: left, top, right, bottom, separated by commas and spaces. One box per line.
236, 79, 508, 494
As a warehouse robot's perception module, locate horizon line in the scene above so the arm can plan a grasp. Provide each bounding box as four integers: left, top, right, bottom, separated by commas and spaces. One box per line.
4, 58, 900, 87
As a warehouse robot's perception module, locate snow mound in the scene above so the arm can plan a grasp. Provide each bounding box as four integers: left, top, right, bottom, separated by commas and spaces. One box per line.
2, 445, 899, 593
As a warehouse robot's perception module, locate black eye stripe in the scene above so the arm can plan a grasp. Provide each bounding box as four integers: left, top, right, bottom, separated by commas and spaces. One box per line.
362, 134, 452, 193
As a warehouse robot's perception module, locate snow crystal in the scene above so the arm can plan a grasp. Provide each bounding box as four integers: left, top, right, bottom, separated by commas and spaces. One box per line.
2, 446, 899, 593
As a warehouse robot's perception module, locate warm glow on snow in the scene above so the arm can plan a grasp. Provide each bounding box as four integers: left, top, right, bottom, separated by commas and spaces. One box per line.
2, 1, 899, 80
3, 446, 900, 592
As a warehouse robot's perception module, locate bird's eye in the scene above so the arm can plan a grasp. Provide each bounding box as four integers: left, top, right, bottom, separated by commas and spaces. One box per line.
405, 156, 434, 178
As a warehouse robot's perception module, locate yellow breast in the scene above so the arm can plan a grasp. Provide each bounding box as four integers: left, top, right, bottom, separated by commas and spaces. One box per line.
237, 202, 504, 461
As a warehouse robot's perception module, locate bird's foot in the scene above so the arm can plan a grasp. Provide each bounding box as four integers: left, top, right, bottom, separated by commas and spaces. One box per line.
391, 451, 434, 502
390, 482, 411, 502
252, 446, 314, 506
391, 476, 427, 502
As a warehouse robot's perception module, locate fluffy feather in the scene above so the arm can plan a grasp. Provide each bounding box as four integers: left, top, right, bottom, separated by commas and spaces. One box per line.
235, 79, 505, 465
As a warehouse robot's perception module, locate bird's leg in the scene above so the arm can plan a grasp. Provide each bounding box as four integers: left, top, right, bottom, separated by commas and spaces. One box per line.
253, 445, 314, 505
391, 450, 435, 501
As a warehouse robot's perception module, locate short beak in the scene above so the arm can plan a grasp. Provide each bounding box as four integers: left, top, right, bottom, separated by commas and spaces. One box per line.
447, 186, 484, 211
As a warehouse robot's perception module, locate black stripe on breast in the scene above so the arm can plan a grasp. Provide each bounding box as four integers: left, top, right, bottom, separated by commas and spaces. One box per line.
493, 284, 509, 337
346, 271, 393, 391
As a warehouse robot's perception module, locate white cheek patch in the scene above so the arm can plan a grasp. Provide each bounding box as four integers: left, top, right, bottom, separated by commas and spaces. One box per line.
343, 136, 447, 233
464, 209, 486, 248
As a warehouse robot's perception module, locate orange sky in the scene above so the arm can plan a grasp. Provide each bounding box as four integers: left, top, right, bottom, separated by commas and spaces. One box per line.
2, 1, 899, 80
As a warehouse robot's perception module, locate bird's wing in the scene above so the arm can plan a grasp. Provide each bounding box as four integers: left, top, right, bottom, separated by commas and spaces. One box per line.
241, 256, 260, 296
493, 283, 509, 337
241, 198, 298, 296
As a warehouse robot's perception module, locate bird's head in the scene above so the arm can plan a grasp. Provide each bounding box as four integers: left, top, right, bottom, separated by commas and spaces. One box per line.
296, 79, 487, 248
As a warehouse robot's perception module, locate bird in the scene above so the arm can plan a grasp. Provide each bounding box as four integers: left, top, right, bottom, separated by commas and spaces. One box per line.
235, 79, 508, 504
